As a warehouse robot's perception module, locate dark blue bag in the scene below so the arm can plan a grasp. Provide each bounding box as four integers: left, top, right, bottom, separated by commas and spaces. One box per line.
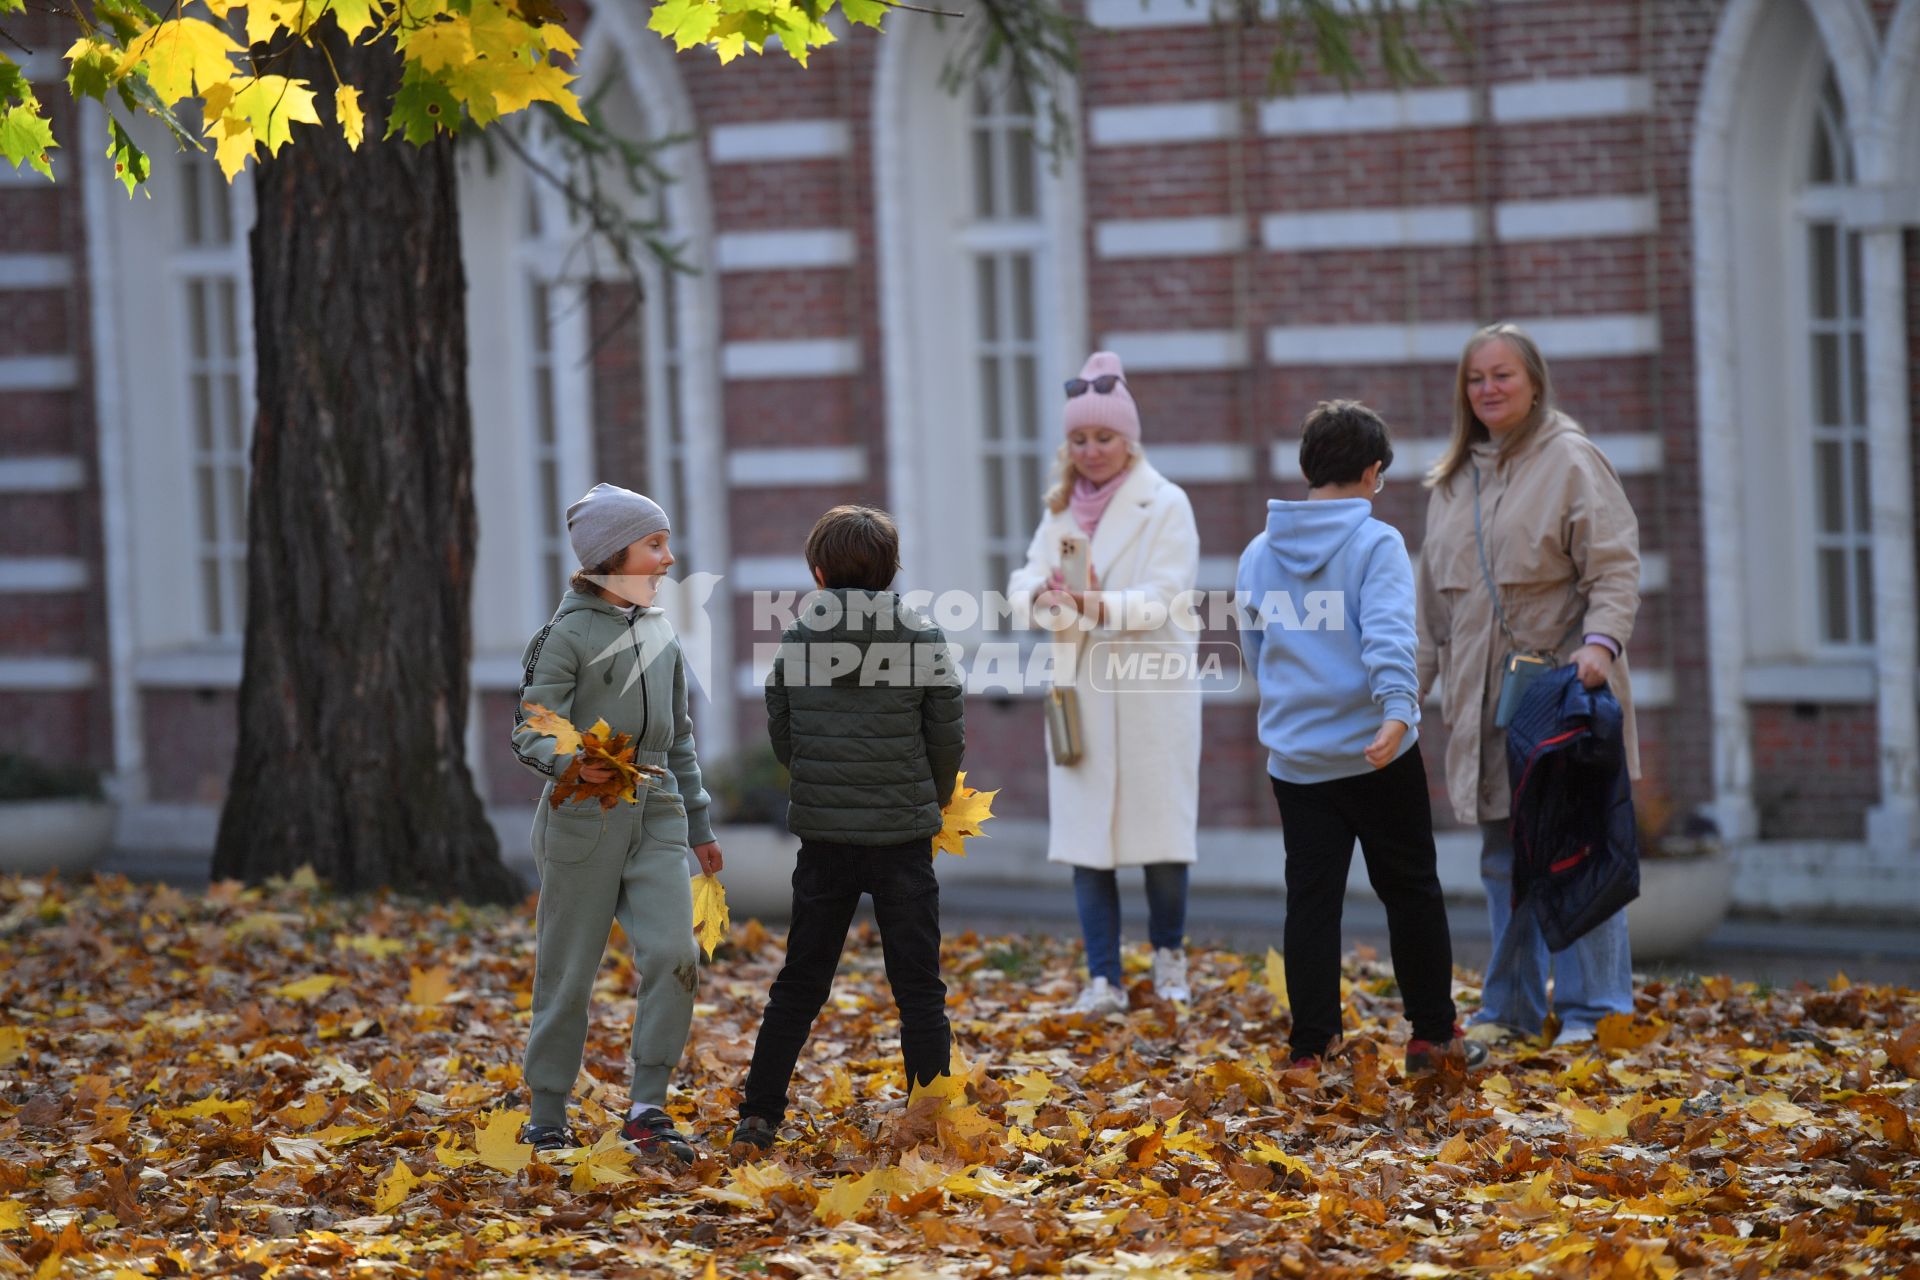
1505, 668, 1640, 953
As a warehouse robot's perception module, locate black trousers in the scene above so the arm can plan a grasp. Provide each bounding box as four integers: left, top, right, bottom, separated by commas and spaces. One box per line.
1269, 742, 1458, 1057
740, 838, 950, 1123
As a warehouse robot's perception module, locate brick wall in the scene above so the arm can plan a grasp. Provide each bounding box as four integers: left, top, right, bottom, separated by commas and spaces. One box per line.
0, 9, 109, 768
2, 0, 1908, 852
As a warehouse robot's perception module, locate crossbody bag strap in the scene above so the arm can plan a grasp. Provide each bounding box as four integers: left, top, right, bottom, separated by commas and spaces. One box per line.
1470, 462, 1522, 652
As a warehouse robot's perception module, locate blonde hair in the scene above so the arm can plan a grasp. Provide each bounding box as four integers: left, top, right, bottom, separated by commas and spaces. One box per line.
1043, 438, 1146, 514
1425, 322, 1557, 490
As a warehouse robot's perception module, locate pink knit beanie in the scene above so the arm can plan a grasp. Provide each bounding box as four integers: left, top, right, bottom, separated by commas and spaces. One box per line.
1061, 351, 1141, 442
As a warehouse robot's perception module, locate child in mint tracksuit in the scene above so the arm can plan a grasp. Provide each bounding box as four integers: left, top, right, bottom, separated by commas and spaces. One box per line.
1236, 401, 1482, 1076
510, 483, 725, 1160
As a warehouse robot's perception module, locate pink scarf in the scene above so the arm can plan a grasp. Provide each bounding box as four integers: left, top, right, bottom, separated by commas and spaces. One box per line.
1069, 469, 1129, 537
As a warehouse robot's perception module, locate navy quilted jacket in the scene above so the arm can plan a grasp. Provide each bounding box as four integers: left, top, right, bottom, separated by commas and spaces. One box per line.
1505, 667, 1640, 952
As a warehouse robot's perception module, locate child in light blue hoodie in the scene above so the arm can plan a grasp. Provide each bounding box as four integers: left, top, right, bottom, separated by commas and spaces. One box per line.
1236, 400, 1482, 1076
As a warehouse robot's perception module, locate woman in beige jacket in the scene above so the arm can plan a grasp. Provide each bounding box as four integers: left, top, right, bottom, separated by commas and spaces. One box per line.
1416, 322, 1640, 1047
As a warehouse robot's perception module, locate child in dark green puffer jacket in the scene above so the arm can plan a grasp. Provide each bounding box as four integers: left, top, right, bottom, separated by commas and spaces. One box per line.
732, 505, 964, 1151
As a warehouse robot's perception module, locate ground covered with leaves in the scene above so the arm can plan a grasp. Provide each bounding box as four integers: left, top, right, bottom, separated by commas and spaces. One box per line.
1, 873, 1917, 1279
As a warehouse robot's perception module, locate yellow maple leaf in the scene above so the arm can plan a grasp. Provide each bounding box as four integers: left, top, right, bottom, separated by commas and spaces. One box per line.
0, 1201, 26, 1231
0, 1026, 25, 1067
337, 931, 408, 959
408, 964, 455, 1005
1595, 1013, 1667, 1053
1569, 1095, 1680, 1140
474, 1108, 532, 1173
336, 85, 364, 150
483, 60, 586, 123
153, 1097, 252, 1125
1010, 1069, 1055, 1104
568, 1130, 639, 1192
204, 75, 322, 161
691, 873, 730, 959
433, 1129, 480, 1168
274, 973, 339, 1002
1262, 947, 1289, 1008
1744, 1093, 1817, 1127
401, 15, 477, 72
245, 0, 312, 48
818, 1065, 854, 1108
372, 1158, 421, 1214
934, 772, 997, 857
118, 18, 242, 106
815, 1167, 906, 1226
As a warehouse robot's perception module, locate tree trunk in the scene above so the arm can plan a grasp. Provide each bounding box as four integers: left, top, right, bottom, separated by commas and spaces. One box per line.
212, 27, 521, 903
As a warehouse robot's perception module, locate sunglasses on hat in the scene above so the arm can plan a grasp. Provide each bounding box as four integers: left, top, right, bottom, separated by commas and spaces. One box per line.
1064, 374, 1125, 399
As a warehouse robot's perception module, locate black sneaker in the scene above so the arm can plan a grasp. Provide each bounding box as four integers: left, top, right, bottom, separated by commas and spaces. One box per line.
517, 1122, 578, 1153
620, 1107, 696, 1163
730, 1115, 776, 1153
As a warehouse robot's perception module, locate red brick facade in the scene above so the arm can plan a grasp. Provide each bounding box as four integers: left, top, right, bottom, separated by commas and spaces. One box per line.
2, 0, 1915, 852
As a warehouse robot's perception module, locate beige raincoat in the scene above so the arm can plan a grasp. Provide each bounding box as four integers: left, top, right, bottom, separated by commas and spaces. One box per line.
1416, 412, 1642, 824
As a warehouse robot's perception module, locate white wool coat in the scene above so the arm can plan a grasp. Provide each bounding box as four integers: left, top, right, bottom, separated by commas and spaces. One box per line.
1007, 460, 1202, 870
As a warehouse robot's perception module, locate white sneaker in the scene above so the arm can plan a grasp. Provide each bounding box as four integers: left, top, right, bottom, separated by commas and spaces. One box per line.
1150, 948, 1190, 1002
1068, 977, 1128, 1016
1553, 1023, 1597, 1048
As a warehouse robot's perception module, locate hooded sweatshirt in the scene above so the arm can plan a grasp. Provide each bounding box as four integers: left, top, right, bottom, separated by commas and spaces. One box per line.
1235, 499, 1421, 784
511, 588, 714, 844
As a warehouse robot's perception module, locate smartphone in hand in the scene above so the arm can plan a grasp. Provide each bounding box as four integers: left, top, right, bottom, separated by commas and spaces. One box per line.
1059, 535, 1090, 594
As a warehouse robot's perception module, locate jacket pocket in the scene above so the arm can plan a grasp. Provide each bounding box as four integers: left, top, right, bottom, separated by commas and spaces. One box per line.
542, 804, 607, 865
642, 792, 690, 849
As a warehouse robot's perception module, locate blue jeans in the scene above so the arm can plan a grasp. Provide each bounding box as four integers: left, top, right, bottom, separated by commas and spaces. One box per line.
1073, 864, 1189, 983
1473, 821, 1633, 1035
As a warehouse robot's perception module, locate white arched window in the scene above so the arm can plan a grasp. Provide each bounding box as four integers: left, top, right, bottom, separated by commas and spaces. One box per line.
876, 24, 1086, 603
98, 122, 255, 655
1800, 73, 1873, 652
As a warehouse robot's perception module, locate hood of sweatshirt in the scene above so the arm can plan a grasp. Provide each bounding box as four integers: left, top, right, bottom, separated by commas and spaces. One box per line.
555, 587, 651, 620
1263, 498, 1374, 579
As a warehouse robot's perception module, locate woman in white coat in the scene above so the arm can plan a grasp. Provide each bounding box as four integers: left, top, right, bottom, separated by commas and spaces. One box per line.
1007, 352, 1203, 1015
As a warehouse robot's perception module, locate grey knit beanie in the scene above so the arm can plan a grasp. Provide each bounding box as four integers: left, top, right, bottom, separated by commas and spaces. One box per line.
566, 483, 670, 568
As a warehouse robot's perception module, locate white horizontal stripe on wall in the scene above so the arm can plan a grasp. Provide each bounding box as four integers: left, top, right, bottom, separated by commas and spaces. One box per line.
708, 119, 850, 164
1491, 75, 1652, 123
1494, 195, 1658, 242
0, 657, 94, 690
1261, 205, 1478, 251
1100, 329, 1250, 371
1742, 662, 1876, 704
714, 229, 856, 272
1148, 443, 1257, 484
0, 557, 88, 592
0, 356, 78, 391
1265, 313, 1658, 364
1089, 100, 1238, 146
1095, 216, 1247, 259
726, 446, 867, 488
133, 651, 242, 688
0, 456, 85, 493
1273, 431, 1665, 479
1259, 198, 1655, 252
721, 338, 861, 380
731, 557, 815, 592
1088, 0, 1547, 26
0, 253, 73, 289
1259, 86, 1474, 136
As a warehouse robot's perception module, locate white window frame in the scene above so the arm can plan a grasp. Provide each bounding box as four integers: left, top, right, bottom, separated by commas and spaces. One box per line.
874, 20, 1087, 653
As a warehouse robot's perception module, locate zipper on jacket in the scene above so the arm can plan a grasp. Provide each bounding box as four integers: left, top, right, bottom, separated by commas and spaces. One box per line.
627, 610, 650, 744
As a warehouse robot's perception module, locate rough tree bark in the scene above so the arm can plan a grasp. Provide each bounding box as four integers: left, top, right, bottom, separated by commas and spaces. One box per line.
212, 26, 521, 903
